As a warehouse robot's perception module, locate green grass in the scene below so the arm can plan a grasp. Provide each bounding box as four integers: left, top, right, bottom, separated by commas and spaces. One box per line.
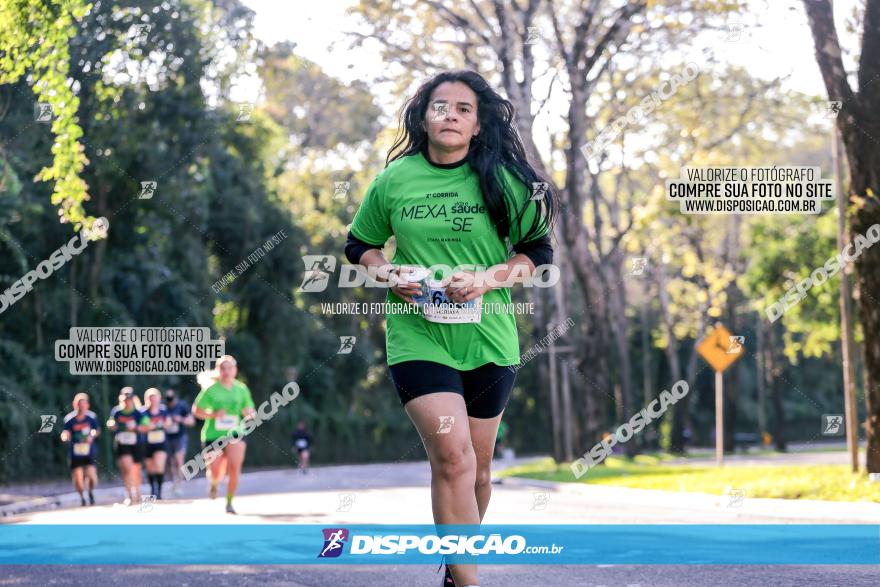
498, 456, 880, 502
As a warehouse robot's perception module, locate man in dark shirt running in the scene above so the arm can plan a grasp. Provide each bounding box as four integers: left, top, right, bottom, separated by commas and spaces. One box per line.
290, 421, 312, 474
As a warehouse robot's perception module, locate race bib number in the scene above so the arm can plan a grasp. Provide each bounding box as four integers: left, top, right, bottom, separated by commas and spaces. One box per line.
147, 429, 166, 444
73, 442, 91, 456
295, 439, 308, 449
166, 421, 180, 434
415, 283, 482, 324
116, 431, 137, 445
215, 414, 239, 431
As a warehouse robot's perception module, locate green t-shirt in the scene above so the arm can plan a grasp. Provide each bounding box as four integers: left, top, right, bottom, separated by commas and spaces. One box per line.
193, 379, 256, 442
349, 150, 548, 370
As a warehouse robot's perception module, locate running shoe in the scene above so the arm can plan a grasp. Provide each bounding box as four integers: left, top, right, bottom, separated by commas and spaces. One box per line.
442, 564, 455, 586
88, 491, 95, 505
80, 496, 87, 507
122, 497, 132, 506
208, 483, 218, 500
225, 502, 237, 515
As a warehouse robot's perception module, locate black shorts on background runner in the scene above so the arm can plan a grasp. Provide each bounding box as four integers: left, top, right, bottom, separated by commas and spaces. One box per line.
201, 438, 246, 451
70, 456, 95, 470
114, 443, 143, 463
145, 443, 166, 458
389, 360, 516, 419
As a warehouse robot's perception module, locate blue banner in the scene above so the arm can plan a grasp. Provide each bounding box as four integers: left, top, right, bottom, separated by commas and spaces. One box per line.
0, 524, 877, 565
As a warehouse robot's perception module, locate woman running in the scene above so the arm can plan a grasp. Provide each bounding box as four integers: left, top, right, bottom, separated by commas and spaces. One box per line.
344, 70, 556, 587
192, 355, 256, 514
60, 392, 101, 506
140, 388, 168, 500
107, 387, 145, 506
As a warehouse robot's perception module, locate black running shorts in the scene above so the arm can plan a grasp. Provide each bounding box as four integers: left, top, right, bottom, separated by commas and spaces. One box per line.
70, 455, 95, 470
144, 443, 166, 458
389, 360, 516, 419
114, 443, 143, 463
201, 437, 246, 451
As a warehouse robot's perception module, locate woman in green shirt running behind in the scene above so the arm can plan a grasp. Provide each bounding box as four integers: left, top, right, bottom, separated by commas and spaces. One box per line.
192, 355, 256, 514
346, 70, 556, 587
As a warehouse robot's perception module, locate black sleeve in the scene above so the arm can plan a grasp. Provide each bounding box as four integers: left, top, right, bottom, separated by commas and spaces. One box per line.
345, 230, 385, 264
512, 233, 553, 268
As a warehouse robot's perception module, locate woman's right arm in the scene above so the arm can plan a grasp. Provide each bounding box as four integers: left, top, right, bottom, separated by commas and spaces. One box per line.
357, 247, 422, 305
192, 387, 212, 420
346, 172, 425, 302
192, 405, 219, 420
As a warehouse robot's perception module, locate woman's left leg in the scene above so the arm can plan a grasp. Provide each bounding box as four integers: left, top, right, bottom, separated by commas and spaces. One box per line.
462, 363, 516, 521
467, 412, 503, 520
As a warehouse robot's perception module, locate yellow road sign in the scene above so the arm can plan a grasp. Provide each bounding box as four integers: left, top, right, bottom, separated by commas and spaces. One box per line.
696, 324, 744, 373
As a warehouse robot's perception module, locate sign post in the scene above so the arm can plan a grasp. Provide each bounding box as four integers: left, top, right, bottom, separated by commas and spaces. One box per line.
696, 323, 745, 467
715, 371, 723, 466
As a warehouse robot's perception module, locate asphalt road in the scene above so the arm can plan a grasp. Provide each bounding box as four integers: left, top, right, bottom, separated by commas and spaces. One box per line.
2, 452, 878, 586
0, 564, 876, 586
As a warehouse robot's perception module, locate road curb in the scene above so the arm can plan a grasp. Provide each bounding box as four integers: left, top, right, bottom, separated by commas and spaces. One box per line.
498, 475, 880, 522
0, 487, 123, 519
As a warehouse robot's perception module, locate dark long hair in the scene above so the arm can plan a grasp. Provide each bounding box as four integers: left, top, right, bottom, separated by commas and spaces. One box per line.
386, 70, 557, 246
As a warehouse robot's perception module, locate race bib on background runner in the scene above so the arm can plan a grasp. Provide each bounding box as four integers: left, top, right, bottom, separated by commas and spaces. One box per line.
147, 429, 166, 444
414, 279, 482, 324
215, 414, 239, 431
73, 442, 91, 456
296, 439, 308, 449
166, 421, 180, 434
116, 431, 137, 445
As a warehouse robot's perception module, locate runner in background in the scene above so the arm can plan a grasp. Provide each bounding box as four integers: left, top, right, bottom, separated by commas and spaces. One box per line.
60, 392, 101, 506
107, 387, 144, 506
290, 420, 312, 474
139, 388, 168, 500
192, 355, 256, 514
164, 388, 195, 496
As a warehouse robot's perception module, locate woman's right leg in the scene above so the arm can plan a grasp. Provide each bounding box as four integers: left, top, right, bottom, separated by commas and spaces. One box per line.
222, 441, 246, 513
404, 391, 479, 587
144, 455, 155, 495
116, 455, 132, 501
71, 467, 85, 501
207, 447, 227, 498
131, 462, 142, 502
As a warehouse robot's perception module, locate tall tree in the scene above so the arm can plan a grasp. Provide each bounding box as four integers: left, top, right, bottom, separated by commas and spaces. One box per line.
803, 0, 880, 471
0, 0, 93, 228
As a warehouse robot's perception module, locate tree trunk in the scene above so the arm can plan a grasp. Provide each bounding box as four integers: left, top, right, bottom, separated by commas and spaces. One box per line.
89, 183, 108, 300
640, 297, 653, 449
607, 254, 636, 456
767, 322, 787, 452
756, 317, 767, 436
69, 256, 78, 327
803, 0, 880, 472
852, 193, 880, 471
655, 260, 686, 453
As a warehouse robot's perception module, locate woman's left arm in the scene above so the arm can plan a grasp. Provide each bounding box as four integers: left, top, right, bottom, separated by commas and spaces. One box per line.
447, 235, 553, 302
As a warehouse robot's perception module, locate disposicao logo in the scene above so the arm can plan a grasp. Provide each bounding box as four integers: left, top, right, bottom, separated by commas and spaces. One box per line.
318, 528, 348, 558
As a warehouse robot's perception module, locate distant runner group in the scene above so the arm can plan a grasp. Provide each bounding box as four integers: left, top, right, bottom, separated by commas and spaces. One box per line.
62, 386, 195, 507
59, 354, 313, 513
